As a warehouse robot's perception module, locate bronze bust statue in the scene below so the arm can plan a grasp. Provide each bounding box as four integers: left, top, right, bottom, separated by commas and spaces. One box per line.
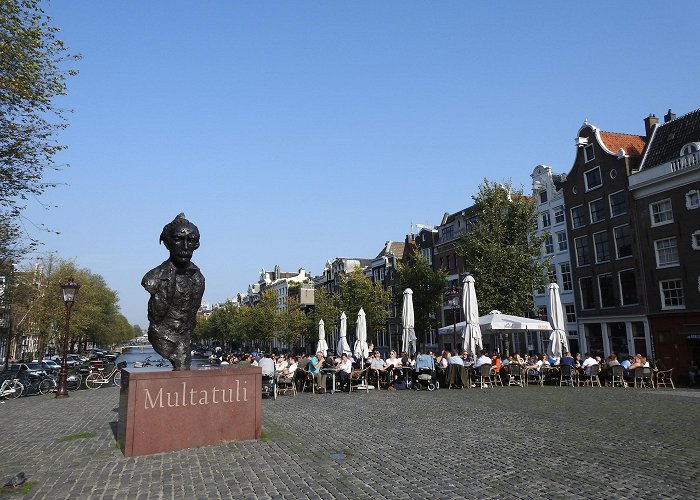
142, 214, 205, 370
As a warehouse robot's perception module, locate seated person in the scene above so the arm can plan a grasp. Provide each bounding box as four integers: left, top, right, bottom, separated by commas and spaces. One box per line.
336, 353, 353, 391
448, 350, 464, 366
580, 353, 599, 376
308, 352, 327, 393
559, 352, 576, 367
369, 350, 388, 387
385, 350, 402, 383
280, 356, 297, 378
275, 355, 288, 372
258, 353, 275, 378
473, 349, 491, 369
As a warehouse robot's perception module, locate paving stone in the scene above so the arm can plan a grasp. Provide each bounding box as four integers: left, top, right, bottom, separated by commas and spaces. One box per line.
1, 385, 699, 498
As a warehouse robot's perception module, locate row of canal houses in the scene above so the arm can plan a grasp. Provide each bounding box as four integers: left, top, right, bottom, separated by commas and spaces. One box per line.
229, 107, 699, 373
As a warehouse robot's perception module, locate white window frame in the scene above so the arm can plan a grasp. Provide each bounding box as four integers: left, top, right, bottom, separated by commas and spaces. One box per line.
570, 205, 585, 228
654, 237, 679, 268
593, 230, 610, 263
584, 144, 595, 163
564, 304, 576, 324
584, 166, 602, 191
609, 190, 627, 217
589, 198, 605, 224
659, 279, 685, 310
597, 273, 615, 308
618, 269, 638, 306
650, 199, 673, 227
574, 236, 591, 267
693, 230, 700, 251
579, 277, 595, 310
560, 262, 572, 291
553, 206, 565, 224
612, 224, 632, 260
680, 143, 699, 156
541, 211, 551, 229
686, 189, 700, 210
556, 231, 568, 252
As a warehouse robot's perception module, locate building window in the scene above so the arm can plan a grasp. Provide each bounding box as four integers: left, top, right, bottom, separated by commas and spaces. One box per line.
574, 236, 591, 266
598, 274, 615, 308
619, 269, 638, 306
650, 199, 673, 226
421, 247, 432, 265
654, 237, 679, 267
548, 264, 557, 284
539, 190, 548, 203
584, 166, 602, 191
609, 191, 627, 217
544, 234, 554, 254
693, 230, 700, 250
556, 231, 568, 252
570, 205, 585, 228
584, 144, 595, 163
466, 216, 477, 233
442, 225, 454, 240
687, 189, 700, 210
540, 211, 551, 229
553, 206, 565, 224
536, 306, 547, 321
589, 198, 605, 223
614, 224, 632, 259
660, 279, 685, 309
579, 277, 595, 309
560, 262, 572, 291
565, 304, 576, 323
680, 143, 699, 156
593, 231, 610, 263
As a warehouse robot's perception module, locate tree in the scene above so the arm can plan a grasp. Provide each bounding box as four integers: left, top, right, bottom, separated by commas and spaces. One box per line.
305, 288, 339, 345
0, 0, 79, 257
395, 251, 448, 347
336, 267, 390, 344
456, 179, 548, 316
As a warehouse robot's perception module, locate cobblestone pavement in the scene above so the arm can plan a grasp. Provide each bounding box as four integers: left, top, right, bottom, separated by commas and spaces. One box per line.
1, 385, 699, 499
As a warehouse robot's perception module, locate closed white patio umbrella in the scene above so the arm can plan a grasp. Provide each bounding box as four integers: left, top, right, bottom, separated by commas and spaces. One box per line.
336, 312, 351, 356
316, 319, 328, 356
353, 308, 369, 364
401, 289, 417, 355
461, 275, 482, 356
547, 283, 569, 358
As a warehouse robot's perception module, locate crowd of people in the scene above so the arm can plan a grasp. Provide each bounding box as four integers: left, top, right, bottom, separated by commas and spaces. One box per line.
206, 344, 675, 392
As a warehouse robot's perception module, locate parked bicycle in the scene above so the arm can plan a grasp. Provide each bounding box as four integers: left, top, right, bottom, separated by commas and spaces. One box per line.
66, 372, 82, 391
0, 377, 23, 399
133, 356, 168, 368
21, 374, 56, 396
84, 361, 127, 390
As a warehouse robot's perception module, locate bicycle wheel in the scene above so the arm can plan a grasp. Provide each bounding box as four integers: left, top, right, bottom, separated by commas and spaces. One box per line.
10, 381, 23, 398
113, 371, 121, 387
85, 373, 102, 390
38, 378, 53, 395
67, 374, 81, 391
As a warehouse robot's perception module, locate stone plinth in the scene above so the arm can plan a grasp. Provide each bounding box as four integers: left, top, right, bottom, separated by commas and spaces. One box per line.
117, 366, 261, 457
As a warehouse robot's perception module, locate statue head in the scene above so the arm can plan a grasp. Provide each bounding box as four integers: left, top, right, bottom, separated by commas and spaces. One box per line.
160, 213, 200, 268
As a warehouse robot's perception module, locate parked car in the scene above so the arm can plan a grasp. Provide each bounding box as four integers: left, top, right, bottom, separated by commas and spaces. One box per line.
51, 355, 81, 367
38, 360, 60, 374
8, 363, 47, 379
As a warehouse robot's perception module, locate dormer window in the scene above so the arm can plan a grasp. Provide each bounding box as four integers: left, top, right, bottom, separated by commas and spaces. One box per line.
681, 142, 700, 156
584, 144, 595, 163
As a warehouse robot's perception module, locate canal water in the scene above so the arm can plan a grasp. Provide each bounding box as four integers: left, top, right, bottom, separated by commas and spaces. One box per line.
116, 346, 209, 369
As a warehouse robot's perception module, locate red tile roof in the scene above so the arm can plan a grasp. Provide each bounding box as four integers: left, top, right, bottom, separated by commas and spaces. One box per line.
599, 131, 646, 158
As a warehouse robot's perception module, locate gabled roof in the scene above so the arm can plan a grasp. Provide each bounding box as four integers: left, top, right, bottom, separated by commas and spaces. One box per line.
375, 241, 405, 259
639, 108, 700, 170
599, 131, 646, 159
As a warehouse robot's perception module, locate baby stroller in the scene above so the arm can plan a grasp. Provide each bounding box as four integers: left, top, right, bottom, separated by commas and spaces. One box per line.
261, 373, 277, 400
413, 354, 439, 391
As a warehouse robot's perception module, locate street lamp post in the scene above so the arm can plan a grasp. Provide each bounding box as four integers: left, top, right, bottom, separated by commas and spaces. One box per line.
446, 287, 460, 351
56, 277, 80, 398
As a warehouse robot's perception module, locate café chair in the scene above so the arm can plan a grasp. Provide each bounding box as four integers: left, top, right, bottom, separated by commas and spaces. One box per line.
634, 367, 654, 389
654, 368, 675, 389
607, 365, 626, 388
508, 364, 525, 387
489, 366, 503, 387
276, 372, 297, 397
579, 364, 602, 387
349, 367, 370, 393
300, 367, 316, 394
558, 364, 577, 387
477, 364, 492, 388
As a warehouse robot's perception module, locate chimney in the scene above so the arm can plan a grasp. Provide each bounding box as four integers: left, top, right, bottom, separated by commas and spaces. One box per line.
644, 114, 658, 139
664, 109, 676, 123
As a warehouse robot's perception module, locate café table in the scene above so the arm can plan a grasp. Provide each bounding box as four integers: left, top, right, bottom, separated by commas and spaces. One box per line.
321, 367, 339, 394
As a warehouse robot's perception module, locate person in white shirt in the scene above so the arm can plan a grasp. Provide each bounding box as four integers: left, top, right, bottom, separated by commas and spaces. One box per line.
581, 353, 598, 376
336, 353, 353, 391
473, 350, 491, 368
275, 355, 288, 373
280, 356, 297, 378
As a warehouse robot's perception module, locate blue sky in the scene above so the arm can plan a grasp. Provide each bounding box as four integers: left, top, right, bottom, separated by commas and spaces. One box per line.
23, 1, 699, 327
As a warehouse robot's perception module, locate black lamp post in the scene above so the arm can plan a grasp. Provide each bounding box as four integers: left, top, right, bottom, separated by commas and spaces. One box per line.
446, 286, 460, 351
56, 277, 80, 398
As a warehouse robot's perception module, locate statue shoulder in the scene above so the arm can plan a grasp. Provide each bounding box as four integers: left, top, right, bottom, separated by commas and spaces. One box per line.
142, 262, 170, 293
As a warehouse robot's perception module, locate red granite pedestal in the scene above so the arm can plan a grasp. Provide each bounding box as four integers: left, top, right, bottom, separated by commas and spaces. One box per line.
117, 366, 261, 457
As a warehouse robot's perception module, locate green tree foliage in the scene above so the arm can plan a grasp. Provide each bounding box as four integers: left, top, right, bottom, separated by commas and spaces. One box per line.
336, 267, 390, 344
396, 251, 448, 346
0, 0, 79, 257
456, 179, 548, 316
305, 288, 339, 343
277, 297, 307, 347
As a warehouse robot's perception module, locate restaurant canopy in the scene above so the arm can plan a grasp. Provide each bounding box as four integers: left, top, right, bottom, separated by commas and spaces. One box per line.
438, 311, 552, 336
